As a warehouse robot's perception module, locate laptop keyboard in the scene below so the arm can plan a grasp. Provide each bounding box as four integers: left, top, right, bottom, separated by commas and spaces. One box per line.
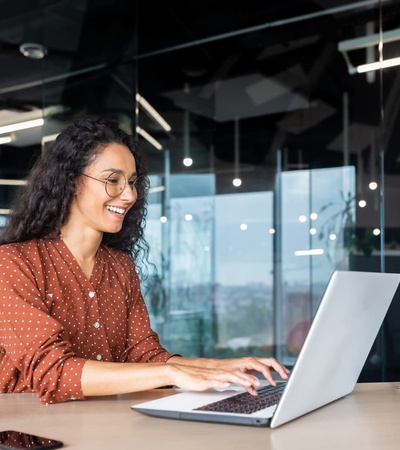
194, 383, 286, 414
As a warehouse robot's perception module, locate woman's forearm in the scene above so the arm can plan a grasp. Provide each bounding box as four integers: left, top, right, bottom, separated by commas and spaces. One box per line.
81, 360, 174, 396
167, 356, 216, 368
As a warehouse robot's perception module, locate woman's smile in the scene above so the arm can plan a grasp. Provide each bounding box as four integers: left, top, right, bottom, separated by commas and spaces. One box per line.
105, 205, 128, 217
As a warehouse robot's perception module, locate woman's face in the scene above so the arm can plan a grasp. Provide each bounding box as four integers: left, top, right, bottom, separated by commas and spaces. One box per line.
67, 142, 138, 235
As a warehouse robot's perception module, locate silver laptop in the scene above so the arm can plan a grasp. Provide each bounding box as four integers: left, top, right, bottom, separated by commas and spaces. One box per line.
132, 270, 400, 428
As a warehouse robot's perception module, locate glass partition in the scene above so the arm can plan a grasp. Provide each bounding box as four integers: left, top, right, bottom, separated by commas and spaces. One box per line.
145, 173, 215, 356
1, 1, 399, 381
135, 1, 400, 380
276, 166, 356, 364
213, 191, 274, 358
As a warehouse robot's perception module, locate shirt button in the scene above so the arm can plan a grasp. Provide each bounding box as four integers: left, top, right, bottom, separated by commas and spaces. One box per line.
89, 291, 95, 298
96, 354, 102, 361
93, 321, 100, 329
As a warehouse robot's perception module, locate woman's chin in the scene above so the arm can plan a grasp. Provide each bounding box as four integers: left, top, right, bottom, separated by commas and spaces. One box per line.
104, 224, 123, 234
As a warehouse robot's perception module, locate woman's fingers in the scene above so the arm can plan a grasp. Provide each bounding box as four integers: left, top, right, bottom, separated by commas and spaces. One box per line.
170, 364, 261, 394
254, 357, 290, 384
214, 357, 290, 386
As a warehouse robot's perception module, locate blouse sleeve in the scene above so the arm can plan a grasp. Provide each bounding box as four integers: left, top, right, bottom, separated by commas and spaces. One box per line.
0, 246, 87, 404
120, 259, 178, 363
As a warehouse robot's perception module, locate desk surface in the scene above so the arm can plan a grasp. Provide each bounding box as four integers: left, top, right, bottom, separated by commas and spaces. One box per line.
2, 383, 400, 449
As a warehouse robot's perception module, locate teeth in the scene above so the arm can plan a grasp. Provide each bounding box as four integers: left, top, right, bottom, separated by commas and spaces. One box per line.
106, 205, 125, 215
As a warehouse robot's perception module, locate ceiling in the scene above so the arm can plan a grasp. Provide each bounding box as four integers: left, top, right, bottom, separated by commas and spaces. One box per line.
1, 0, 400, 192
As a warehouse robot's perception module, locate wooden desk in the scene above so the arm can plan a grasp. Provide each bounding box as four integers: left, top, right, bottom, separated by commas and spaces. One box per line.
1, 383, 400, 449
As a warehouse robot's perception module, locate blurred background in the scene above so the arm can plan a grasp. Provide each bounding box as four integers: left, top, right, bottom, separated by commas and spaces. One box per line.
0, 0, 399, 379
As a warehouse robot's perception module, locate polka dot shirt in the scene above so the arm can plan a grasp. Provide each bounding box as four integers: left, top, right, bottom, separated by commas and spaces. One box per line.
0, 237, 175, 404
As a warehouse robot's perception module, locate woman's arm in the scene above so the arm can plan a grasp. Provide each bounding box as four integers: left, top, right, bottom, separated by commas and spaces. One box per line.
81, 355, 290, 397
81, 359, 265, 396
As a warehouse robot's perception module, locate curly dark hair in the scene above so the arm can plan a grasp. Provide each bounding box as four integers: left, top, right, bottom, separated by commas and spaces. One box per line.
0, 116, 150, 264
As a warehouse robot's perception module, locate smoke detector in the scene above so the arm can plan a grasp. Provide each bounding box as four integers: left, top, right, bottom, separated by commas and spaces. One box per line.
19, 42, 47, 59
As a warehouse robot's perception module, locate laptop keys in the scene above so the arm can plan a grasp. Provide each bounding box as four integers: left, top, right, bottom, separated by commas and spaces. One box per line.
194, 383, 285, 414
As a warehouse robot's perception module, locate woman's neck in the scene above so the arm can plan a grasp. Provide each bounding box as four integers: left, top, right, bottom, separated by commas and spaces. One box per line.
60, 225, 103, 279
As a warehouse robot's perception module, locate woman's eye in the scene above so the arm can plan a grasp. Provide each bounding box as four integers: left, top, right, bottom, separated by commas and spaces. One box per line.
128, 180, 136, 188
106, 178, 119, 185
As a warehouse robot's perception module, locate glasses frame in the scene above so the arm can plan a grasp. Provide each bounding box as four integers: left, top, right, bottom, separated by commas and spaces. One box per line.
81, 171, 146, 199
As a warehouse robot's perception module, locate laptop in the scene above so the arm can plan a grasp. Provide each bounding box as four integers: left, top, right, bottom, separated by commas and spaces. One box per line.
132, 270, 400, 428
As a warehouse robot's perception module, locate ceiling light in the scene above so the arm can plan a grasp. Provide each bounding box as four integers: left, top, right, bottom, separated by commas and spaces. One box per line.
357, 56, 400, 73
0, 136, 12, 145
19, 42, 47, 59
41, 133, 59, 144
338, 27, 400, 75
136, 126, 162, 150
295, 249, 324, 256
183, 111, 192, 167
233, 118, 241, 187
183, 157, 193, 167
136, 94, 171, 132
149, 186, 165, 194
369, 181, 378, 190
0, 179, 27, 186
0, 118, 44, 135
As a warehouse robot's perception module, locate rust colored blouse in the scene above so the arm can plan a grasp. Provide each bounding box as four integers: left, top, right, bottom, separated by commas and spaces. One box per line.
0, 237, 174, 404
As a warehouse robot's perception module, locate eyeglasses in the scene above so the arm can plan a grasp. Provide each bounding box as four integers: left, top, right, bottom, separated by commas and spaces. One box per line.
81, 171, 149, 199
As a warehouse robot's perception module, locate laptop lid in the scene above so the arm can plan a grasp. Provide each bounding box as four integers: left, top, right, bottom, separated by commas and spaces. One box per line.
132, 270, 400, 428
271, 270, 400, 427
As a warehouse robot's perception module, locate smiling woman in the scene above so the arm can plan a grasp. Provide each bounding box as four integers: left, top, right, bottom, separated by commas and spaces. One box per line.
0, 117, 149, 257
0, 117, 289, 405
65, 142, 139, 238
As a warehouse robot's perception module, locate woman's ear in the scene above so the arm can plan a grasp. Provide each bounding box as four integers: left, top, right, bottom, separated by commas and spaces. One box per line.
71, 177, 83, 198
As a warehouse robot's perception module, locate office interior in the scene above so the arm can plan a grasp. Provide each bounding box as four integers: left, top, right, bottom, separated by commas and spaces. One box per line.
0, 0, 399, 381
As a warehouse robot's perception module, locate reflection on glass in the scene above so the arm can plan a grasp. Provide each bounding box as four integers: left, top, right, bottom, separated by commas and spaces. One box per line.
278, 166, 356, 364
145, 176, 275, 359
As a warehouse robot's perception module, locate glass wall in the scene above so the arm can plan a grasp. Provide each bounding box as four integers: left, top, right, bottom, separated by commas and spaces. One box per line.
0, 1, 399, 379
135, 1, 400, 379
276, 166, 356, 364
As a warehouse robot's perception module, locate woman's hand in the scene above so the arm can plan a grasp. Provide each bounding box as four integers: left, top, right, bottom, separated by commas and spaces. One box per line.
167, 362, 263, 395
211, 357, 290, 387
167, 356, 290, 395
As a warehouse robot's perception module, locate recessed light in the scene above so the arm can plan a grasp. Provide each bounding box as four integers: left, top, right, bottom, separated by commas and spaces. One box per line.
19, 42, 47, 59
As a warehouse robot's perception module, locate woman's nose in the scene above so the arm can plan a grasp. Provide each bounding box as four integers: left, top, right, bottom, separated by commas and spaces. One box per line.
120, 183, 136, 202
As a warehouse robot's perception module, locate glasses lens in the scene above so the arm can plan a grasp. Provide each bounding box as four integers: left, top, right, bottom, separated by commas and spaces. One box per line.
105, 172, 126, 198
131, 175, 150, 200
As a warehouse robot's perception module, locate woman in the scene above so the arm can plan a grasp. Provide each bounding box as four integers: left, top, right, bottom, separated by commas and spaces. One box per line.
0, 117, 288, 404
